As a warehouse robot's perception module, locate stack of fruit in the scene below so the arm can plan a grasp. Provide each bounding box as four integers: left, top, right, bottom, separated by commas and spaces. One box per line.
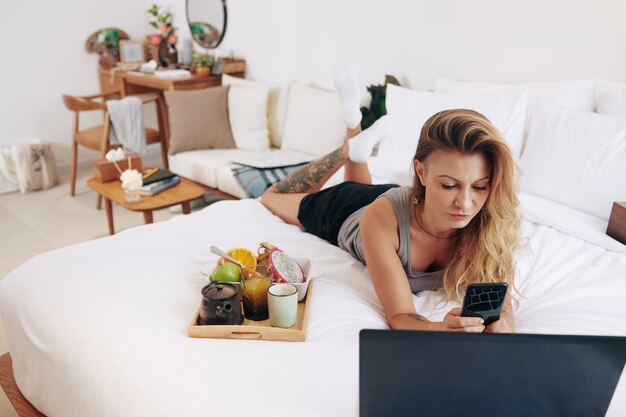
210, 243, 305, 284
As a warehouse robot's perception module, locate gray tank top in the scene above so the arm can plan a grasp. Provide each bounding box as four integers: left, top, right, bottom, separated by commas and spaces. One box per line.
337, 186, 443, 293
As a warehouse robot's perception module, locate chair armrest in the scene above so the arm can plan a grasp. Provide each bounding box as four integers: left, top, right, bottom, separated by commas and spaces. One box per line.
81, 91, 122, 101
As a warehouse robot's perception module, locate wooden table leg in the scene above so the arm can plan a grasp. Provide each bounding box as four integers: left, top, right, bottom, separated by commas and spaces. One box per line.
143, 210, 154, 224
182, 202, 191, 214
104, 197, 114, 235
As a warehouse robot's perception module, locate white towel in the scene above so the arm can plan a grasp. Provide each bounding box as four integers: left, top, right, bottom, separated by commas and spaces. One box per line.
106, 96, 146, 155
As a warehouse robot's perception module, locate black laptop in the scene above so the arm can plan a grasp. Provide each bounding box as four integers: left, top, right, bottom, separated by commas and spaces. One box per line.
360, 330, 626, 417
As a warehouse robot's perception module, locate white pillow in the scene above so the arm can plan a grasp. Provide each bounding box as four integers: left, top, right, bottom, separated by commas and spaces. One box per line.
434, 78, 595, 113
222, 75, 291, 148
377, 85, 527, 176
267, 82, 290, 148
519, 105, 626, 221
594, 80, 626, 115
434, 78, 595, 155
221, 75, 270, 151
280, 83, 345, 157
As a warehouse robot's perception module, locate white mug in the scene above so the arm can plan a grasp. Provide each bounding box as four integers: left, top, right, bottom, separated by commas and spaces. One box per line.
268, 284, 298, 328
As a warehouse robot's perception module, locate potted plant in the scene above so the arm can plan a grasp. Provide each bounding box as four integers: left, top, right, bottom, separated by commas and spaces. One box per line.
192, 51, 214, 76
147, 4, 178, 66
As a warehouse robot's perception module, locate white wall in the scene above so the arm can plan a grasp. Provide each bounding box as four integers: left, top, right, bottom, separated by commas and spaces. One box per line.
216, 0, 626, 89
2, 0, 626, 168
0, 0, 156, 166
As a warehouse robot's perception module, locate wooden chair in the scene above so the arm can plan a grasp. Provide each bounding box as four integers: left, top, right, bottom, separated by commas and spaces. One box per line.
61, 91, 169, 207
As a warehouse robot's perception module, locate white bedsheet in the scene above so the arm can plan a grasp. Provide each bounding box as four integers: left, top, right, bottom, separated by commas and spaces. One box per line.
1, 197, 626, 417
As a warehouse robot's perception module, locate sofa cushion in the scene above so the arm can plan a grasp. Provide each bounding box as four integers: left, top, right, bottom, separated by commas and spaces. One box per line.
221, 75, 271, 151
280, 83, 345, 157
268, 82, 290, 148
222, 75, 290, 149
168, 148, 260, 188
164, 86, 235, 154
216, 165, 248, 199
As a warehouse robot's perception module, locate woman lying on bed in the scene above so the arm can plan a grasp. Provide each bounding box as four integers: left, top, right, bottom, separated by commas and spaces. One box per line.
261, 67, 521, 333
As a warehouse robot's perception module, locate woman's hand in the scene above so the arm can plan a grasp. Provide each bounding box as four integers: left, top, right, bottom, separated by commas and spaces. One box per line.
484, 319, 513, 333
484, 296, 515, 333
437, 307, 485, 332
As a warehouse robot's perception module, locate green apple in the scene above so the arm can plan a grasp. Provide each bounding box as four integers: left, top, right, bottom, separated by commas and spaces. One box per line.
211, 263, 241, 283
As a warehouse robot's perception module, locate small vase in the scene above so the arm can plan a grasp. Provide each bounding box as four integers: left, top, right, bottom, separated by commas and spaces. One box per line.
195, 66, 210, 76
124, 188, 140, 203
158, 42, 170, 67
168, 44, 178, 66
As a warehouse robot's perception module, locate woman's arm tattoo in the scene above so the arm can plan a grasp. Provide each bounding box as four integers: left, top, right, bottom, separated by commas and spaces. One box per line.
408, 313, 428, 322
274, 147, 343, 193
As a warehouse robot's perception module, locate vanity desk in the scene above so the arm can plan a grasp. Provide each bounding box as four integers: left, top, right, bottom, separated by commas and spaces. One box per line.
97, 67, 245, 95
97, 62, 245, 147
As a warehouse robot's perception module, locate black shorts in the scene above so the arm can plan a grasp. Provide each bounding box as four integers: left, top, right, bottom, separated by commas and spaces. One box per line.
297, 181, 399, 245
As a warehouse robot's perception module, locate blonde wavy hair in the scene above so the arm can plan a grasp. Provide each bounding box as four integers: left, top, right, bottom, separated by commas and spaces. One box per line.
412, 109, 522, 301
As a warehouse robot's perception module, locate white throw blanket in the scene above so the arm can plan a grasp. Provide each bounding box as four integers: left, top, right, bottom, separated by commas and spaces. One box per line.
106, 96, 146, 155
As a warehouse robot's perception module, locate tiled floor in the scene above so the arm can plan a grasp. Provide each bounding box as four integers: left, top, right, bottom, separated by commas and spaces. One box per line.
0, 157, 212, 415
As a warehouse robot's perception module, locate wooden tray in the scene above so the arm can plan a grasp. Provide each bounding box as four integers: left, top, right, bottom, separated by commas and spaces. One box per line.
187, 281, 313, 342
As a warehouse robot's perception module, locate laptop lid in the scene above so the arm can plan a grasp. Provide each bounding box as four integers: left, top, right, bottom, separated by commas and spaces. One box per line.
360, 330, 626, 417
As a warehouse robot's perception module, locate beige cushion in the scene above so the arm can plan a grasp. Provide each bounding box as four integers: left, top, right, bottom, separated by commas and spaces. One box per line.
164, 86, 236, 154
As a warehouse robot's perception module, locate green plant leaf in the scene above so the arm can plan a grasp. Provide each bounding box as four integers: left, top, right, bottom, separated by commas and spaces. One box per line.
384, 75, 400, 87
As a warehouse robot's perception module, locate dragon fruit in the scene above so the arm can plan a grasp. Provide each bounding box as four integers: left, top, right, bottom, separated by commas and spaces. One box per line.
257, 242, 305, 283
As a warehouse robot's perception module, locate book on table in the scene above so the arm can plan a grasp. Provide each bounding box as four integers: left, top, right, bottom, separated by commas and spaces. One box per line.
137, 175, 180, 196
142, 168, 177, 186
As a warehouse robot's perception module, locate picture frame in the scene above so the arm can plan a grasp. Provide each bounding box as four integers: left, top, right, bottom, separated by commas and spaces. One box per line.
118, 40, 145, 64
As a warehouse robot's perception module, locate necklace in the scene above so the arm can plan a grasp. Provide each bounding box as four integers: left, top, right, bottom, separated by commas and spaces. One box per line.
412, 199, 460, 240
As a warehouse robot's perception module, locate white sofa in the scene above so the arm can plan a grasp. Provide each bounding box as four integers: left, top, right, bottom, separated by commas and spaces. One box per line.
166, 76, 626, 201
167, 75, 348, 198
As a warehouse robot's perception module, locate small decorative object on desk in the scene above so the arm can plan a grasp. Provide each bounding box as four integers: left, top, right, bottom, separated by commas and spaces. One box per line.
192, 51, 214, 76
85, 28, 130, 69
181, 38, 193, 66
147, 3, 178, 67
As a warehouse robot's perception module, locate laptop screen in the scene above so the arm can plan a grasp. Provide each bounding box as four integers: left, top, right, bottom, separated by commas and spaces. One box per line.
360, 330, 626, 417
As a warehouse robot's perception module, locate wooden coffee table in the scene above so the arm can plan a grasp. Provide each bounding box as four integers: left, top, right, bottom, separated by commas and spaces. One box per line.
87, 177, 206, 235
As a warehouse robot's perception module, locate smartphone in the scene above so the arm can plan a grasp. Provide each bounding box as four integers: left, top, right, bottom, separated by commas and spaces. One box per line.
461, 283, 508, 326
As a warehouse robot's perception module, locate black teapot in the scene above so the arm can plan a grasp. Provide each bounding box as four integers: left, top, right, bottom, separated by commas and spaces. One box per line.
199, 282, 244, 325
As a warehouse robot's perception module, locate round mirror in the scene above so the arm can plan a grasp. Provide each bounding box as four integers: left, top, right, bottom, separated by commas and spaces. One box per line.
186, 0, 227, 49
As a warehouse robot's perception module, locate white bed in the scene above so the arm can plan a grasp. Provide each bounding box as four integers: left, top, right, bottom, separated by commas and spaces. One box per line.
0, 194, 625, 416
2, 80, 626, 416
